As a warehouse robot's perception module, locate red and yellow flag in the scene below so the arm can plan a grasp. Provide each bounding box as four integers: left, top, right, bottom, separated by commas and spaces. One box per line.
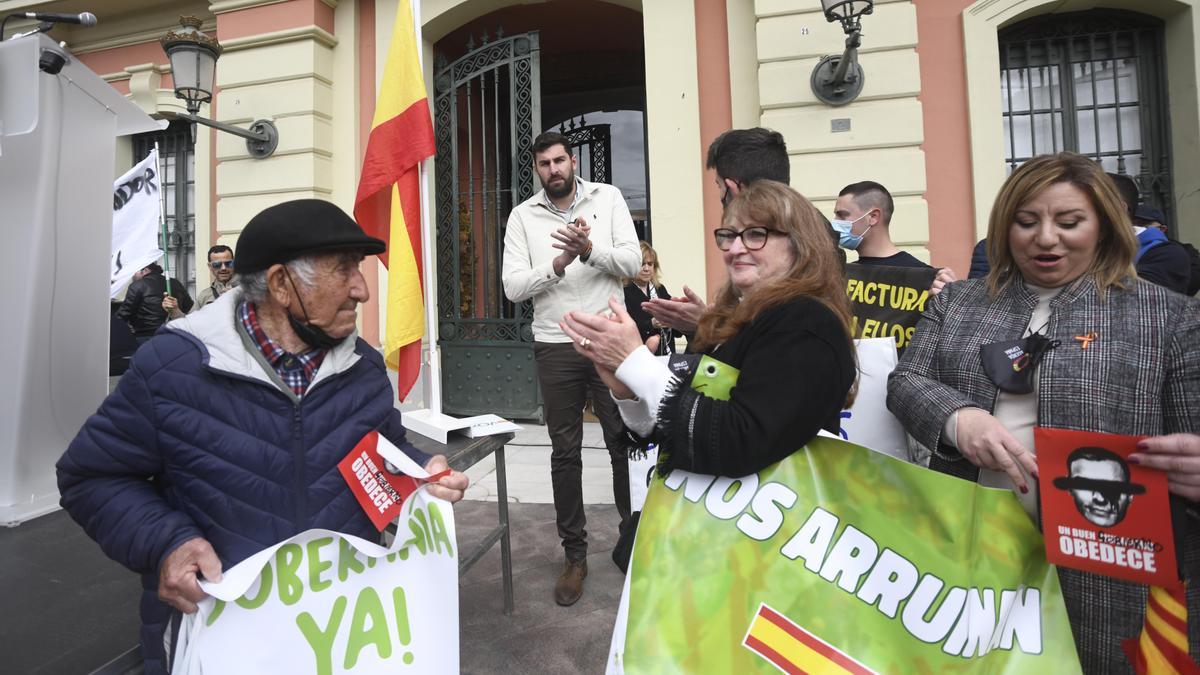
1123, 585, 1200, 674
743, 604, 877, 675
354, 0, 435, 401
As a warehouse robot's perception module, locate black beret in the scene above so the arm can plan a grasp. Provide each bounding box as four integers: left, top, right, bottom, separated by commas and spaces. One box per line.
234, 199, 385, 274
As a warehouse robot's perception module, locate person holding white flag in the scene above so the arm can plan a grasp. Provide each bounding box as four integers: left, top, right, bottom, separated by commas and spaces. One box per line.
115, 262, 193, 343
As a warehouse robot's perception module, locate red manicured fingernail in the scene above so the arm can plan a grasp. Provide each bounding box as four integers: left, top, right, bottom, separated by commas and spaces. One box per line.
1128, 455, 1141, 465
1136, 440, 1149, 450
1019, 485, 1029, 494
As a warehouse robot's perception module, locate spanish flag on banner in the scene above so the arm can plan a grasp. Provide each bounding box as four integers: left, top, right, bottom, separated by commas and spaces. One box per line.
1123, 585, 1200, 674
743, 604, 876, 675
354, 0, 435, 401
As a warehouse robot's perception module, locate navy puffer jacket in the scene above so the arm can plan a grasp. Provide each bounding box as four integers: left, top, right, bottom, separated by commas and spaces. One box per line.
56, 290, 430, 674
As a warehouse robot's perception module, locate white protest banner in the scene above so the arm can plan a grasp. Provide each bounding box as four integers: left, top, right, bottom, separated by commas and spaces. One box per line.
837, 337, 909, 461
111, 149, 164, 298
171, 446, 458, 675
628, 446, 658, 513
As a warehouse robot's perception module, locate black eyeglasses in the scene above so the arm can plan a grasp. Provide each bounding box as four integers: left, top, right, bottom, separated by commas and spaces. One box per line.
712, 227, 781, 251
210, 261, 234, 270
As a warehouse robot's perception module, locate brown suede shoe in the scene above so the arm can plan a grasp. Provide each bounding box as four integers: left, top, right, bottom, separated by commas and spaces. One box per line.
554, 559, 588, 606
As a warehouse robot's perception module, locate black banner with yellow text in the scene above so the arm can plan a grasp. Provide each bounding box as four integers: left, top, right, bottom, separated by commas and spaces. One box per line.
844, 264, 936, 355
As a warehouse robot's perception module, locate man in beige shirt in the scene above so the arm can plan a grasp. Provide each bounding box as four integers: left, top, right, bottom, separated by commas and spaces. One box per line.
502, 131, 641, 606
192, 244, 237, 311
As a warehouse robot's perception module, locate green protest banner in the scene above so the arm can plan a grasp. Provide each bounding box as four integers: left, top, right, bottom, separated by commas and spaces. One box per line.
618, 437, 1081, 674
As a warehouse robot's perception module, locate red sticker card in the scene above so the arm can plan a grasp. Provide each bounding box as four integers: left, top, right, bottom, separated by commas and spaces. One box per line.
338, 431, 450, 531
1035, 427, 1179, 588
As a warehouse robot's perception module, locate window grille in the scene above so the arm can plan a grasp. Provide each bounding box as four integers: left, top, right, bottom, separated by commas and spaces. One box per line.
133, 121, 197, 296
999, 11, 1173, 231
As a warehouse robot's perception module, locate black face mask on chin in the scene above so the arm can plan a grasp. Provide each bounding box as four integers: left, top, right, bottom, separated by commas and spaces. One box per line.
284, 268, 347, 351
979, 331, 1060, 394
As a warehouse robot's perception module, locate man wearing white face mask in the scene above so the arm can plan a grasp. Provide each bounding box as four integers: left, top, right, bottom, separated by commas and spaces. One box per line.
833, 181, 956, 294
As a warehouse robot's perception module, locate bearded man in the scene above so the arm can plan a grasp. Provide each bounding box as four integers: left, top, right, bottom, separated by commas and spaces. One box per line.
501, 131, 640, 605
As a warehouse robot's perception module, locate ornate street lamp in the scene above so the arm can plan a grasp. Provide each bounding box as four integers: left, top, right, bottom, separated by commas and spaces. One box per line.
810, 0, 874, 106
161, 16, 278, 158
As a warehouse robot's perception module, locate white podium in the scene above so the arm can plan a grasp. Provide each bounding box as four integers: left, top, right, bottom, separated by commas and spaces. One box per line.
0, 34, 161, 525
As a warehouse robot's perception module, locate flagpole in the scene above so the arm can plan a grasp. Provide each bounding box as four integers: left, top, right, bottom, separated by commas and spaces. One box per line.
395, 0, 519, 443
413, 0, 442, 417
153, 142, 171, 297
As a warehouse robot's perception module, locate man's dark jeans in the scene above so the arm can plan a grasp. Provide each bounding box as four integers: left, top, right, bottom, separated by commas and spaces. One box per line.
534, 342, 632, 562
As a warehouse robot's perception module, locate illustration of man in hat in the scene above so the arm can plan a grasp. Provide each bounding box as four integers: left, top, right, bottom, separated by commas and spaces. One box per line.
1052, 446, 1146, 528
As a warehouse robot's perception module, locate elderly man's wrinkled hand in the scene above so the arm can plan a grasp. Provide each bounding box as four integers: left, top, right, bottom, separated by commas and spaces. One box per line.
954, 408, 1038, 494
158, 537, 222, 614
1130, 434, 1200, 501
642, 285, 705, 333
423, 454, 469, 503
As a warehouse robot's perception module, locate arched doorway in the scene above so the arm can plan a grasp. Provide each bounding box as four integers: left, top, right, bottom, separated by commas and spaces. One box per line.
431, 1, 646, 421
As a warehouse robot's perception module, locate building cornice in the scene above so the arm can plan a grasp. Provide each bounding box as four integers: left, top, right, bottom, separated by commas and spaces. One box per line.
209, 0, 338, 12
69, 19, 218, 55
219, 25, 338, 51
209, 0, 286, 13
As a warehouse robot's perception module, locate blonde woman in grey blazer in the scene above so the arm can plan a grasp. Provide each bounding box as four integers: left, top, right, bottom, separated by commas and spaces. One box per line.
888, 153, 1200, 672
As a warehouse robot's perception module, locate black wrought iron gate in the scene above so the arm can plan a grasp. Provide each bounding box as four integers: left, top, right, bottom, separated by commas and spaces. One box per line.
998, 10, 1174, 229
559, 115, 611, 184
433, 31, 543, 420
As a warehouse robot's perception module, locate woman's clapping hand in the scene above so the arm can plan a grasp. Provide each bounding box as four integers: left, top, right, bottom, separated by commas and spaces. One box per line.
561, 297, 645, 371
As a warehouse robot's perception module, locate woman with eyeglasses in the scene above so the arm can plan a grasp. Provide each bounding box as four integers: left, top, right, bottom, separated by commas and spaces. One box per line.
623, 241, 678, 356
561, 180, 857, 477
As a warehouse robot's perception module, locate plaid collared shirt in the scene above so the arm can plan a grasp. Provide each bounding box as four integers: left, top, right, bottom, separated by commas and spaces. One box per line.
238, 301, 326, 397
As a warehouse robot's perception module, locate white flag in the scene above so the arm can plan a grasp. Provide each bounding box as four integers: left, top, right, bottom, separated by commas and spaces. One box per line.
110, 149, 164, 298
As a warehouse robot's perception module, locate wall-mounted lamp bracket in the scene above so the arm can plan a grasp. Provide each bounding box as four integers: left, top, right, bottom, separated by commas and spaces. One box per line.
810, 28, 865, 107
183, 114, 278, 158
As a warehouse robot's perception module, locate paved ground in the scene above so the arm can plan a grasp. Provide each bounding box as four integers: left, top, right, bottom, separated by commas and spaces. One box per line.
458, 421, 628, 675
0, 422, 626, 674
0, 509, 143, 674
458, 501, 624, 675
462, 421, 621, 505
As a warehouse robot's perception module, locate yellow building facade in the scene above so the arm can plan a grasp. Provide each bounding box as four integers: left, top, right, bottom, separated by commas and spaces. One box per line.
10, 0, 1198, 413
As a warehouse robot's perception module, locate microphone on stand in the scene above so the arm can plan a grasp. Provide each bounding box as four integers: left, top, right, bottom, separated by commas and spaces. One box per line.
20, 12, 98, 27
1, 11, 96, 41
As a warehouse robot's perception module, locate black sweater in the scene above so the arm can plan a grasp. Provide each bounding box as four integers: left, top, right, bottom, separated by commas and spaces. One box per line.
623, 282, 677, 354
657, 296, 856, 477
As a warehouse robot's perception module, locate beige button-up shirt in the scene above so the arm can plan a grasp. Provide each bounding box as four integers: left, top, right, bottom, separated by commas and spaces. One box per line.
501, 178, 641, 342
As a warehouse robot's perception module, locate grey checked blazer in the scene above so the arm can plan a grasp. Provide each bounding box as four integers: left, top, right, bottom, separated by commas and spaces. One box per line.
888, 275, 1200, 673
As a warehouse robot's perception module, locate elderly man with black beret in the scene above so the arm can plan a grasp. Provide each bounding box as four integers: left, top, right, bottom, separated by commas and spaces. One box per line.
57, 199, 468, 674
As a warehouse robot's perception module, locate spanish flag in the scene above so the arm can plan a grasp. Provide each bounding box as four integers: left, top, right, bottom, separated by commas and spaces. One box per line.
1123, 585, 1200, 674
354, 0, 435, 401
743, 604, 876, 675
